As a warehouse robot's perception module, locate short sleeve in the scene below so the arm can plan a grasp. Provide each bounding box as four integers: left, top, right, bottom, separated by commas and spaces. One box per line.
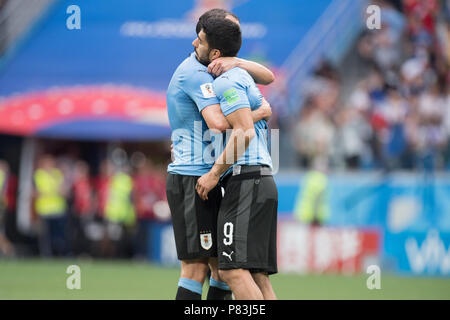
183, 70, 219, 112
213, 77, 250, 116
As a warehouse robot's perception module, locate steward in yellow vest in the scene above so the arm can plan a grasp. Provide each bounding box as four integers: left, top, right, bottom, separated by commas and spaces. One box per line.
104, 171, 136, 227
294, 169, 329, 226
34, 167, 67, 217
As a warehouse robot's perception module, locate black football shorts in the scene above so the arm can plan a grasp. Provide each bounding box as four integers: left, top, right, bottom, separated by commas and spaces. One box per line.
166, 173, 222, 260
217, 166, 278, 275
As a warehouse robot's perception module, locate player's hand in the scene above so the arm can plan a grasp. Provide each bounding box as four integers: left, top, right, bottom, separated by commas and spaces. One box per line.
208, 57, 239, 77
170, 143, 174, 161
260, 97, 272, 122
195, 171, 220, 201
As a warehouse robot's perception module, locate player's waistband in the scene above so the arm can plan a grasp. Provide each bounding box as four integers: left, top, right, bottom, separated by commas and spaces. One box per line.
231, 165, 272, 176
221, 165, 272, 185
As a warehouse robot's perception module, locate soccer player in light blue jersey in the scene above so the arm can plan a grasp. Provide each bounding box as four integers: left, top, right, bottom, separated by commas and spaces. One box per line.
195, 14, 278, 300
166, 9, 274, 300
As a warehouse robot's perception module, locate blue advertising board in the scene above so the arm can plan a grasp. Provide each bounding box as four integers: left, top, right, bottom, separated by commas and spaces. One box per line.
384, 230, 450, 276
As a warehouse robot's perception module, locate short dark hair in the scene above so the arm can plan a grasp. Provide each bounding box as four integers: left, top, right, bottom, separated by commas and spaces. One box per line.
196, 8, 240, 34
196, 16, 242, 57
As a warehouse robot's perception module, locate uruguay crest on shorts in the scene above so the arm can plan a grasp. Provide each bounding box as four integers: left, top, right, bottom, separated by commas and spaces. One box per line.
200, 232, 212, 250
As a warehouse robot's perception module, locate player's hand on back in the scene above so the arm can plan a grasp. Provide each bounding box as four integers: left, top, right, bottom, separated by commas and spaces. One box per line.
208, 57, 239, 77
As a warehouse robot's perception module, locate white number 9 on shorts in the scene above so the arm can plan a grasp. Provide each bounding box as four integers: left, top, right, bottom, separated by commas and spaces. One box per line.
223, 222, 234, 246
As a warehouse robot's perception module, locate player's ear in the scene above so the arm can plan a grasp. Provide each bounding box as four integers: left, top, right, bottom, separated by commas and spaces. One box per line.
210, 49, 221, 61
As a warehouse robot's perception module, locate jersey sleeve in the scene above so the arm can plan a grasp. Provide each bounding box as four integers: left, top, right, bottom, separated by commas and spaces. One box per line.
212, 76, 250, 116
253, 84, 264, 108
183, 70, 219, 112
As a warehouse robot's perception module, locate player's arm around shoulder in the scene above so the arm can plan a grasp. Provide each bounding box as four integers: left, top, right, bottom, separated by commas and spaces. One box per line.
208, 57, 274, 85
253, 97, 272, 122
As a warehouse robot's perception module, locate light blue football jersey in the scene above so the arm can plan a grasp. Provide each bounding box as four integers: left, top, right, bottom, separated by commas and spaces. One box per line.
212, 67, 273, 172
166, 52, 220, 176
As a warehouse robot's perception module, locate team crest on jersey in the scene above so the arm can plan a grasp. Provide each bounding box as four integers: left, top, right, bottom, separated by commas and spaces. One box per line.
200, 83, 215, 98
200, 233, 212, 250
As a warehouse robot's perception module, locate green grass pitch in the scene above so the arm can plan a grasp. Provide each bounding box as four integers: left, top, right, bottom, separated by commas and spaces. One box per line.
0, 259, 449, 300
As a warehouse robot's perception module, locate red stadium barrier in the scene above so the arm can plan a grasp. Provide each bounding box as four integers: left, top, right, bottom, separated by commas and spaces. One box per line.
277, 220, 380, 274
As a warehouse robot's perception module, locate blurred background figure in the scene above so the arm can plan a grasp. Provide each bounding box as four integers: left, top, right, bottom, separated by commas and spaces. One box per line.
95, 159, 113, 222
102, 154, 136, 258
132, 156, 166, 259
0, 159, 15, 257
294, 157, 329, 226
88, 158, 113, 258
33, 155, 68, 257
68, 160, 95, 257
292, 62, 339, 169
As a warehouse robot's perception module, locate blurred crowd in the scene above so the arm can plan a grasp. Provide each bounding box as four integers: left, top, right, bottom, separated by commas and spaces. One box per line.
0, 152, 169, 259
293, 0, 450, 172
0, 159, 16, 256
